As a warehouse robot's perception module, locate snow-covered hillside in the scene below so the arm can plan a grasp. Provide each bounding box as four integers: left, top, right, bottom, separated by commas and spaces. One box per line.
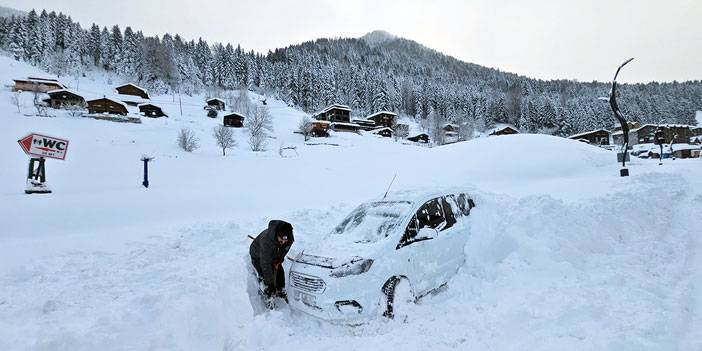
1, 56, 701, 351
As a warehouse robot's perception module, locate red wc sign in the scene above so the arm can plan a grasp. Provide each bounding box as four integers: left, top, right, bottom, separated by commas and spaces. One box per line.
18, 133, 69, 160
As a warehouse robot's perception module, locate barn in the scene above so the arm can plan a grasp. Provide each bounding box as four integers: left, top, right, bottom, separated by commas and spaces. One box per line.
138, 103, 167, 118
223, 112, 246, 127
313, 104, 351, 123
13, 77, 64, 93
568, 129, 610, 145
115, 83, 150, 99
366, 111, 397, 128
43, 89, 85, 109
206, 98, 226, 111
87, 98, 129, 116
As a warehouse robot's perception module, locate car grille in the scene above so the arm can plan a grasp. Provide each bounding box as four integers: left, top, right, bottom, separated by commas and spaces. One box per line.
290, 271, 326, 294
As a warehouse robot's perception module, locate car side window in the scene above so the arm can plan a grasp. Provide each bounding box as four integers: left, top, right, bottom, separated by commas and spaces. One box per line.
399, 197, 453, 248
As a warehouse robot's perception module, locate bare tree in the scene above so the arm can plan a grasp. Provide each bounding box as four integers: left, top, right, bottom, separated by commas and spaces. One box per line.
10, 92, 21, 113
298, 115, 313, 141
248, 105, 274, 152
32, 84, 48, 117
177, 127, 199, 152
213, 125, 237, 156
428, 110, 446, 146
65, 102, 87, 117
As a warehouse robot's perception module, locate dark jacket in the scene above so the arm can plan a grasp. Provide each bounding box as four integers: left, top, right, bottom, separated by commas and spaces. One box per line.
249, 220, 294, 287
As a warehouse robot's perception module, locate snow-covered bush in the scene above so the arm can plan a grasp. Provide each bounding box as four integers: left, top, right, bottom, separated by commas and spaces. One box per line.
177, 127, 199, 152
298, 115, 313, 141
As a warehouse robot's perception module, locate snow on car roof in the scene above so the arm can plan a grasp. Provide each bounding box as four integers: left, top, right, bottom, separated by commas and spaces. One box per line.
372, 187, 475, 204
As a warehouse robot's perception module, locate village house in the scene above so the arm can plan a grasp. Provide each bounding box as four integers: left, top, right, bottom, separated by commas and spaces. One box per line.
313, 104, 351, 123
613, 124, 694, 145
443, 123, 460, 143
366, 111, 397, 128
568, 129, 610, 145
371, 127, 394, 138
488, 124, 520, 136
115, 83, 150, 100
87, 98, 129, 116
43, 89, 85, 109
13, 77, 64, 93
206, 98, 226, 111
223, 112, 245, 127
138, 103, 167, 118
407, 133, 430, 143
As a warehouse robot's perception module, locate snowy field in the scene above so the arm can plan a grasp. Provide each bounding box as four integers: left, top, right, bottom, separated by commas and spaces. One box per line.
1, 55, 701, 351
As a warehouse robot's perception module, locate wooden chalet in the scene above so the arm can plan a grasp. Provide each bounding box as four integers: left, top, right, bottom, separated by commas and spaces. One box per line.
223, 112, 246, 127
371, 127, 394, 138
206, 98, 226, 111
366, 111, 397, 128
43, 89, 85, 109
87, 97, 128, 116
138, 103, 167, 118
310, 121, 330, 137
568, 129, 610, 145
613, 124, 694, 145
691, 127, 702, 137
488, 124, 519, 136
314, 104, 351, 123
13, 77, 64, 93
115, 83, 149, 99
407, 133, 430, 143
351, 118, 378, 131
330, 122, 362, 133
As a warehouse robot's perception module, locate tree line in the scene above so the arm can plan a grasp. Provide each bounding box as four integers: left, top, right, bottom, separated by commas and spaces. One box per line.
1, 9, 700, 139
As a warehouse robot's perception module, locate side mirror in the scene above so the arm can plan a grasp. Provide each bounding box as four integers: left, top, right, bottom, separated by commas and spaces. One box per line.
416, 227, 438, 241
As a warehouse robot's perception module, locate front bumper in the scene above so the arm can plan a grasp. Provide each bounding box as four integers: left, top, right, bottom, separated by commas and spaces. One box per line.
288, 268, 381, 323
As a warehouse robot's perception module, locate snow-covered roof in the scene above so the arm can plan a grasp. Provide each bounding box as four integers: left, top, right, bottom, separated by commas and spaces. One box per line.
207, 98, 225, 103
116, 93, 148, 103
14, 78, 64, 87
224, 112, 246, 118
371, 127, 394, 134
137, 103, 161, 108
487, 123, 519, 135
46, 88, 83, 97
366, 111, 397, 119
568, 129, 609, 139
87, 97, 129, 108
311, 120, 331, 125
115, 83, 148, 94
316, 104, 351, 115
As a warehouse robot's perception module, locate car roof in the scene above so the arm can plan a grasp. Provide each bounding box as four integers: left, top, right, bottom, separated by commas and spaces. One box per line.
369, 187, 475, 204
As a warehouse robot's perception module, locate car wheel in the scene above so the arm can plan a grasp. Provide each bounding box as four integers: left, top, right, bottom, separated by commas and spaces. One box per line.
382, 276, 414, 319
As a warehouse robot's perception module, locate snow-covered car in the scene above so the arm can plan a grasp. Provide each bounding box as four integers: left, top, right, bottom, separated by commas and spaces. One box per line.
288, 189, 476, 323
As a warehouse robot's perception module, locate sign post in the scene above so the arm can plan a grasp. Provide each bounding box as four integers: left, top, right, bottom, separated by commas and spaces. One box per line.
17, 133, 70, 194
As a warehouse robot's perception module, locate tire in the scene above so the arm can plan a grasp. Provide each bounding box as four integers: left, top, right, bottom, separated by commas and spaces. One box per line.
382, 276, 414, 319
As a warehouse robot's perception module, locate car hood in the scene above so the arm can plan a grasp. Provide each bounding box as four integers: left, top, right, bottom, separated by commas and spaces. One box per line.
294, 234, 382, 268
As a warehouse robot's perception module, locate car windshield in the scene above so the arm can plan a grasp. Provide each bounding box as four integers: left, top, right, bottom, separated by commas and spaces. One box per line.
331, 201, 413, 243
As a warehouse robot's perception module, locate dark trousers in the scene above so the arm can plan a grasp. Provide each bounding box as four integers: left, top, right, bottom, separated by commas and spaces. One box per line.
251, 258, 286, 291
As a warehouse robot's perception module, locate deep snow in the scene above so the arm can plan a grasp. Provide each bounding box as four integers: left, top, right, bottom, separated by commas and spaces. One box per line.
1, 55, 701, 351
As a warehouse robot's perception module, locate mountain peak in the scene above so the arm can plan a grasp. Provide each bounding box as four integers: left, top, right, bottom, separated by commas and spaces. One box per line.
361, 30, 397, 46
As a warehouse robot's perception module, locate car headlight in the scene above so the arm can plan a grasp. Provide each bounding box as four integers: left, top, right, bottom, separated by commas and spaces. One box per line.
330, 257, 374, 278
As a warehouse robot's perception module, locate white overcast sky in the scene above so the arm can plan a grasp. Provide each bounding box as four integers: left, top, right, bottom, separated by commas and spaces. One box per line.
3, 0, 701, 83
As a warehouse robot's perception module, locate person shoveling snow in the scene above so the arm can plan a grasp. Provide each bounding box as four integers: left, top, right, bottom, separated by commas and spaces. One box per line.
249, 220, 295, 310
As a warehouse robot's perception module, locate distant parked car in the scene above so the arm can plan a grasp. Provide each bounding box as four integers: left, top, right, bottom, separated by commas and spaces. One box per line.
288, 189, 476, 323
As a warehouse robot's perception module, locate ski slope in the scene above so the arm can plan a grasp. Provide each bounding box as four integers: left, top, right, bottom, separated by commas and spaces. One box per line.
1, 55, 701, 351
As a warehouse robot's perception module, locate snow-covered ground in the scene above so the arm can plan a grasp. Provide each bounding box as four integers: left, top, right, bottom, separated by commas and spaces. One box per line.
1, 55, 701, 350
